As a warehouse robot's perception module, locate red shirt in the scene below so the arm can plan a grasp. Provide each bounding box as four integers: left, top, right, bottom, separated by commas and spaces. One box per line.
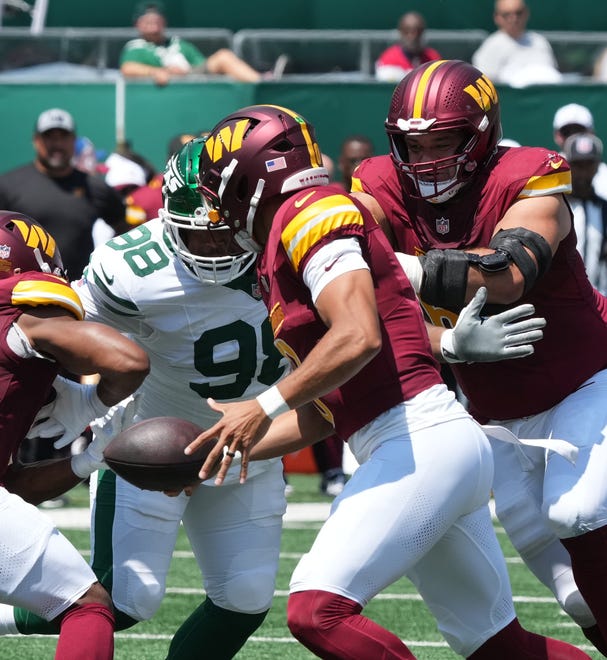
126, 174, 164, 225
0, 272, 83, 478
376, 45, 442, 75
258, 185, 442, 439
353, 147, 607, 421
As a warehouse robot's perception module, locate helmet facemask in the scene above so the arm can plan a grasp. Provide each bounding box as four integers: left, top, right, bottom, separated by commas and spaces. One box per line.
389, 128, 480, 204
162, 137, 257, 285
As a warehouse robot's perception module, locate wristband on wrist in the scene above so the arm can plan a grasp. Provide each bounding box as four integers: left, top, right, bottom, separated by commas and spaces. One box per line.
439, 329, 464, 364
256, 385, 290, 419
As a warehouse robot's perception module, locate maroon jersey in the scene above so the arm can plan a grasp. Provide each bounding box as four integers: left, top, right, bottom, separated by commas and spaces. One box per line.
258, 185, 442, 439
0, 272, 84, 478
353, 147, 607, 421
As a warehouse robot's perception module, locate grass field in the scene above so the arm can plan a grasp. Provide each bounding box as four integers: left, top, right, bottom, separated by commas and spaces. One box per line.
3, 474, 601, 659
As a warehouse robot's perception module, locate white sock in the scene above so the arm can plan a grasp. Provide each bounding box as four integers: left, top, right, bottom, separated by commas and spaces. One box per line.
0, 604, 19, 634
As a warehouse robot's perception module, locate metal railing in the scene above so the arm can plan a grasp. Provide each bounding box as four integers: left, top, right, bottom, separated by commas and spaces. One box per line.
0, 26, 604, 78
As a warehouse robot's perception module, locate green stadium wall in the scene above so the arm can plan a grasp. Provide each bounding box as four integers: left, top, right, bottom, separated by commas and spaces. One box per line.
0, 81, 606, 175
5, 0, 607, 31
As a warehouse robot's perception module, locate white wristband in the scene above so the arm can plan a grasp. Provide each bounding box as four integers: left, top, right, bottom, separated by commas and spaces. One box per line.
439, 329, 464, 364
256, 385, 290, 419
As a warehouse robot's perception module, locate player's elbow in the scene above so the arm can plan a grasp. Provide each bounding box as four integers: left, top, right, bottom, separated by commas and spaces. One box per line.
120, 347, 150, 384
349, 325, 382, 364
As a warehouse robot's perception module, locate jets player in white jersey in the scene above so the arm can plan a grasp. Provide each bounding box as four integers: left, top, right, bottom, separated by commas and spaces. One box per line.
0, 137, 289, 659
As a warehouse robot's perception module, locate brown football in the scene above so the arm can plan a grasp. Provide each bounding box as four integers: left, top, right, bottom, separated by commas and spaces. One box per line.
103, 417, 216, 491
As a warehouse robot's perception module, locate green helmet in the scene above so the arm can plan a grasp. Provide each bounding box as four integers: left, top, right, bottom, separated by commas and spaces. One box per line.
161, 137, 256, 285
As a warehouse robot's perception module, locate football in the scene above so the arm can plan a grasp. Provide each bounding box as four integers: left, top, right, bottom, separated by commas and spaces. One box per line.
103, 416, 217, 491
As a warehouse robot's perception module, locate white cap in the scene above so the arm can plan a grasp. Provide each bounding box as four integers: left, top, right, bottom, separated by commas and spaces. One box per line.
553, 103, 594, 132
104, 153, 147, 188
35, 108, 75, 134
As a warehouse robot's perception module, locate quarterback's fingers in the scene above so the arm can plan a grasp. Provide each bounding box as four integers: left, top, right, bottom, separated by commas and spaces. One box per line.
196, 436, 227, 479
239, 449, 251, 484
185, 424, 220, 455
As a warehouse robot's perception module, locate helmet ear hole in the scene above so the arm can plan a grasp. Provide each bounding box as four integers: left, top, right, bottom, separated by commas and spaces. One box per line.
235, 176, 249, 202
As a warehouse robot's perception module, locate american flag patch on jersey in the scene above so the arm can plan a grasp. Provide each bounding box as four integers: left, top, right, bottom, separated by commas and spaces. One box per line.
265, 157, 287, 172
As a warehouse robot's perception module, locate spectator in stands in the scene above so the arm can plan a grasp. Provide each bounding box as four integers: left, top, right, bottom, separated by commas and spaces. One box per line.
563, 133, 607, 294
337, 134, 374, 191
593, 46, 607, 82
553, 103, 607, 199
0, 107, 126, 282
120, 1, 273, 86
375, 11, 441, 82
0, 107, 127, 504
472, 0, 561, 86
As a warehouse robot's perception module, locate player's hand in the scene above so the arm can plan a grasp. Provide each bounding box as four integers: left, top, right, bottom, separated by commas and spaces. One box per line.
71, 394, 140, 479
440, 287, 546, 363
185, 397, 271, 485
26, 376, 110, 449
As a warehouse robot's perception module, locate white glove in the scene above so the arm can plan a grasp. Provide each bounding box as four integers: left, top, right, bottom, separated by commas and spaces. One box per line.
440, 287, 546, 363
395, 252, 423, 293
26, 375, 110, 449
71, 394, 140, 479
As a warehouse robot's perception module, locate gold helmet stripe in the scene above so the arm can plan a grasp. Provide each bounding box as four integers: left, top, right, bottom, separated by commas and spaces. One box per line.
412, 60, 448, 118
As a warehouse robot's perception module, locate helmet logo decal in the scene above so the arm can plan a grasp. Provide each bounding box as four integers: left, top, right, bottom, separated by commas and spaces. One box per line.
464, 75, 498, 112
12, 219, 56, 258
265, 157, 287, 172
164, 155, 185, 193
0, 245, 10, 259
205, 120, 249, 163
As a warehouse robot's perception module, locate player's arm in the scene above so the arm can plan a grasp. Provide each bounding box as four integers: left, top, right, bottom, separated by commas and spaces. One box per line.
18, 306, 149, 404
4, 456, 91, 506
188, 265, 381, 484
402, 194, 571, 310
461, 194, 571, 304
353, 192, 548, 364
6, 394, 139, 504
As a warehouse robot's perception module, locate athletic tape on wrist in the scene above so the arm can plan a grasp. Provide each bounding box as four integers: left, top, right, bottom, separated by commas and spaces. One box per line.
256, 386, 290, 419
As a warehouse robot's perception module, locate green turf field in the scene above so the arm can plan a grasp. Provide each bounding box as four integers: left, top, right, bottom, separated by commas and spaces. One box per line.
3, 475, 600, 659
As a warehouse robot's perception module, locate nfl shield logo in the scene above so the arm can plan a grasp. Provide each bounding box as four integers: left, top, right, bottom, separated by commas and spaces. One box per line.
0, 245, 10, 259
436, 217, 450, 235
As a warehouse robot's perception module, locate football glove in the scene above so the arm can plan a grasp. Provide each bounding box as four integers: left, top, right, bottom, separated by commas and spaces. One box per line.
71, 393, 140, 479
440, 287, 546, 363
26, 375, 110, 449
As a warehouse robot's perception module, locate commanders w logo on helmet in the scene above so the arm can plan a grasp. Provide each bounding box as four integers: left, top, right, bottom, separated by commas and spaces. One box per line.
197, 105, 330, 254
0, 211, 65, 279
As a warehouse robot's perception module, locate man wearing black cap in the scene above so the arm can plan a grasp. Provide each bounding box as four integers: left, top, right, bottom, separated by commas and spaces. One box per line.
564, 132, 607, 294
0, 107, 128, 495
0, 107, 126, 280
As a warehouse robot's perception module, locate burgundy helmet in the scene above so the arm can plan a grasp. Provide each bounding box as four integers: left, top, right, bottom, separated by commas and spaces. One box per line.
0, 211, 65, 279
385, 59, 503, 203
197, 104, 330, 252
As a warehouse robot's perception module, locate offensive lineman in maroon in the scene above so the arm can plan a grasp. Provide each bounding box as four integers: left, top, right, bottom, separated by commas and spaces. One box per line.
352, 59, 607, 655
0, 211, 148, 659
186, 104, 590, 659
